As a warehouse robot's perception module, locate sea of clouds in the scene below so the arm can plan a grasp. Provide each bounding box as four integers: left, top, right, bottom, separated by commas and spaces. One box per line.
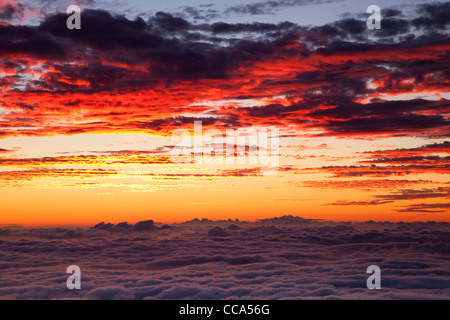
0, 216, 449, 299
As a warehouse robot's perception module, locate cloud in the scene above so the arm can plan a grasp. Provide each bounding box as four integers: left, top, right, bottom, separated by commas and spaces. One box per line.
301, 164, 449, 177
0, 152, 173, 167
308, 99, 449, 137
394, 203, 450, 213
1, 217, 449, 299
324, 187, 449, 207
224, 0, 341, 16
132, 220, 158, 232
208, 226, 230, 237
296, 142, 449, 201
299, 179, 434, 190
92, 220, 159, 233
375, 188, 450, 201
0, 148, 15, 153
157, 286, 201, 299
0, 4, 448, 139
0, 168, 118, 182
174, 5, 220, 22
412, 2, 450, 31
86, 286, 134, 300
327, 200, 393, 206
0, 1, 27, 23
360, 155, 449, 165
360, 141, 450, 157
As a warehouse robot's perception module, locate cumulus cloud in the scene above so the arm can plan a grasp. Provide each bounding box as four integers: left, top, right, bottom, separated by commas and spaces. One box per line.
208, 226, 230, 237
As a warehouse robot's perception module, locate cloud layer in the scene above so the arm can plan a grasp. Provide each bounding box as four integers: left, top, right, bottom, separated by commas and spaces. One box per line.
0, 217, 449, 299
0, 3, 448, 138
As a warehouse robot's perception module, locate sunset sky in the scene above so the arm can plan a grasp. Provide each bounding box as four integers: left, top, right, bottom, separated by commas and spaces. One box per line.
0, 0, 448, 226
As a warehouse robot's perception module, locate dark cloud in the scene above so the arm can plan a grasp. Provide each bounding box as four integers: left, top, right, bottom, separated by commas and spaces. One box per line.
360, 141, 450, 156
328, 200, 393, 206
224, 0, 339, 16
308, 99, 450, 136
35, 10, 296, 82
92, 220, 159, 232
383, 8, 402, 18
412, 2, 450, 31
39, 9, 161, 51
0, 24, 66, 58
208, 226, 230, 237
132, 220, 157, 232
149, 11, 190, 31
175, 5, 221, 22
0, 1, 25, 22
0, 3, 448, 138
303, 164, 449, 177
375, 188, 450, 201
395, 203, 450, 213
209, 21, 297, 34
300, 179, 434, 190
361, 155, 449, 165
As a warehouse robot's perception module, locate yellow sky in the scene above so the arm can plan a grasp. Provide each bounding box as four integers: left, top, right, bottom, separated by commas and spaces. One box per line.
0, 133, 448, 226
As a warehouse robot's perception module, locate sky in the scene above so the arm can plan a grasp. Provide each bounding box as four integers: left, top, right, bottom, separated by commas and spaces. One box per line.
0, 0, 449, 226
